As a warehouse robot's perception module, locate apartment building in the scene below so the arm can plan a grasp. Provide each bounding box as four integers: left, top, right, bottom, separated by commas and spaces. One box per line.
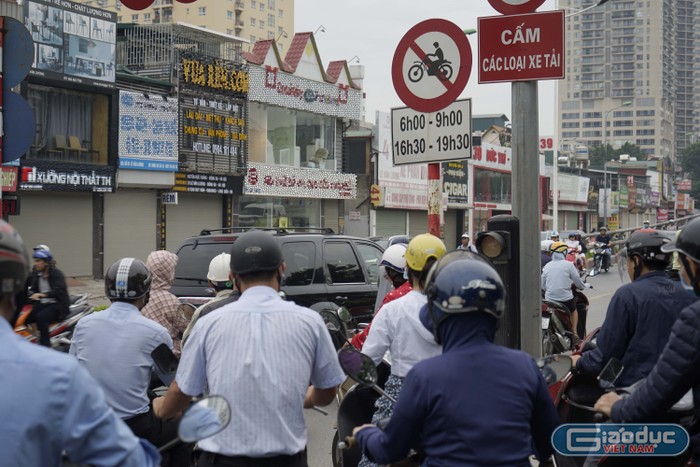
78, 0, 294, 52
557, 0, 700, 162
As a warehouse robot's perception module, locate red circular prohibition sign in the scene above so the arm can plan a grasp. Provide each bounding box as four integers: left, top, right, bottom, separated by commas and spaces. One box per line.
487, 0, 546, 15
391, 18, 473, 114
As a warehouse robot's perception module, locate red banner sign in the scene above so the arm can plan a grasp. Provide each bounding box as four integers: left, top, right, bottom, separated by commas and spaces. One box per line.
478, 11, 565, 83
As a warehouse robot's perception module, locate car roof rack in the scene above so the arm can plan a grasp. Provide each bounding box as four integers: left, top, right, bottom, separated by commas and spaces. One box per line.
199, 227, 335, 236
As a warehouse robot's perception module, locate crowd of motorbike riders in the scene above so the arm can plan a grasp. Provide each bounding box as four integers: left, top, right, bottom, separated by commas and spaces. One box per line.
1, 215, 700, 466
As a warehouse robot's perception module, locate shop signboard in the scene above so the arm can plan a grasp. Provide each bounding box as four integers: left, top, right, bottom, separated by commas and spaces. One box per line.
1, 166, 18, 192
178, 52, 248, 173
173, 172, 243, 195
244, 163, 356, 199
19, 160, 115, 192
375, 111, 427, 210
657, 208, 668, 222
119, 91, 179, 171
2, 196, 20, 216
24, 0, 117, 89
619, 185, 628, 209
441, 159, 468, 205
248, 66, 362, 119
556, 173, 589, 204
678, 179, 692, 192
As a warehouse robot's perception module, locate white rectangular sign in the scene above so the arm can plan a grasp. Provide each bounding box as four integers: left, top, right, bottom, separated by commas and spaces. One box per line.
161, 192, 178, 205
391, 98, 472, 166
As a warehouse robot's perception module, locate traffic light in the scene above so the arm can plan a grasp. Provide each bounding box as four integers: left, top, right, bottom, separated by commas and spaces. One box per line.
475, 215, 520, 349
475, 230, 511, 263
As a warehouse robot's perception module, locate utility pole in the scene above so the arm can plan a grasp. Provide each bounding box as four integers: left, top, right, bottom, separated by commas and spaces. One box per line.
602, 100, 631, 226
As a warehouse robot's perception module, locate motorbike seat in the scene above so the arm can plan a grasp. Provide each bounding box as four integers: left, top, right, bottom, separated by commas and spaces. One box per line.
544, 301, 570, 313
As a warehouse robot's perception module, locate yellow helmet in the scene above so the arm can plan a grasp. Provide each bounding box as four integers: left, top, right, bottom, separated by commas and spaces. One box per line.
404, 233, 447, 271
550, 241, 568, 254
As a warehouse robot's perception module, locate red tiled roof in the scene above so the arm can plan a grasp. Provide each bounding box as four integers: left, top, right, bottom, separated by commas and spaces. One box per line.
283, 32, 313, 73
326, 60, 344, 83
242, 40, 273, 65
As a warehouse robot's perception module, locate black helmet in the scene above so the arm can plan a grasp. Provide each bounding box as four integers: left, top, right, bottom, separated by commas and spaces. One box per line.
661, 217, 700, 263
105, 257, 152, 300
0, 221, 30, 296
625, 229, 672, 266
230, 230, 283, 276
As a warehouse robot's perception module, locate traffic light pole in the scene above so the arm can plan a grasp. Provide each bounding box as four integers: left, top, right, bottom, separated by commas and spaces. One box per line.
512, 81, 542, 358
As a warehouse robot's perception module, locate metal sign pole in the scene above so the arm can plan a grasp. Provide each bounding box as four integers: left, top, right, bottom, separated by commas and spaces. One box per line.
512, 81, 542, 358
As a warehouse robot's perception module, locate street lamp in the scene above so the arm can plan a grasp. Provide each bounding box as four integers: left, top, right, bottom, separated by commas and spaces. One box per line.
602, 100, 632, 226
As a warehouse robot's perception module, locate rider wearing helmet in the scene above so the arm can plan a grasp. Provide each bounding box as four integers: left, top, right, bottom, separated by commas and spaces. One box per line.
25, 247, 70, 347
354, 252, 558, 465
643, 219, 651, 229
0, 222, 161, 466
549, 230, 560, 242
182, 252, 239, 347
542, 241, 590, 341
359, 233, 447, 467
574, 229, 696, 387
595, 218, 700, 464
595, 226, 613, 270
154, 230, 345, 464
70, 258, 188, 465
351, 243, 409, 349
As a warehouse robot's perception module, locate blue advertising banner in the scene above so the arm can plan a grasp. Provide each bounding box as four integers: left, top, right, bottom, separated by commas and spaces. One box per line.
25, 0, 117, 89
119, 91, 179, 172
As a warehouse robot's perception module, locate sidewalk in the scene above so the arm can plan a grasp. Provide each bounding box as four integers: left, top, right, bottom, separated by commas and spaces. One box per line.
66, 276, 110, 308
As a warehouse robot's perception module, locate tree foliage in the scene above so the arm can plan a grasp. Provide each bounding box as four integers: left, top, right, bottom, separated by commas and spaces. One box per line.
680, 142, 700, 200
588, 142, 646, 168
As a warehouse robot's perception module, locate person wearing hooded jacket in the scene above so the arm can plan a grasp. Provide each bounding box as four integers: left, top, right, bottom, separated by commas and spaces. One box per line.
142, 250, 189, 357
359, 233, 447, 467
354, 251, 559, 466
595, 218, 700, 464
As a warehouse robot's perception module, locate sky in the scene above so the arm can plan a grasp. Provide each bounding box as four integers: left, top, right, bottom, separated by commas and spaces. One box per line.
295, 0, 558, 135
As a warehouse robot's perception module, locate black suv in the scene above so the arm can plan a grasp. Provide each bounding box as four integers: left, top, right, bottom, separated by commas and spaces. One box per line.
171, 228, 384, 323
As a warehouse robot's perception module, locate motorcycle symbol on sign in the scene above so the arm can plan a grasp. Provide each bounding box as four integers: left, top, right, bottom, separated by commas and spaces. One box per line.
407, 42, 453, 83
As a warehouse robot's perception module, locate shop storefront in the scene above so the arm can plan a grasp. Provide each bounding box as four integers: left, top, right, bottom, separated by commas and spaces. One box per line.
241, 37, 362, 229
371, 111, 429, 239
470, 143, 513, 233
9, 0, 118, 276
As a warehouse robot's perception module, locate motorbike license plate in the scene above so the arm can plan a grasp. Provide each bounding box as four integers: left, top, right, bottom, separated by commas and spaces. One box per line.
541, 317, 550, 330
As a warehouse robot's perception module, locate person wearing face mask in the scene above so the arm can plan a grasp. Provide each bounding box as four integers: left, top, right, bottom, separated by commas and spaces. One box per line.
595, 218, 700, 464
571, 229, 697, 387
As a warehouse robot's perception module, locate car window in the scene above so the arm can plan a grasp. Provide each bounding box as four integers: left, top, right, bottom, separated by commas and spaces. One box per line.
324, 241, 365, 284
281, 241, 315, 286
175, 242, 233, 280
355, 242, 383, 285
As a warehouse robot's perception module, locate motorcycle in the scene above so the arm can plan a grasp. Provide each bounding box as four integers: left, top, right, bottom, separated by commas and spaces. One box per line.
14, 293, 94, 352
542, 287, 590, 357
566, 247, 588, 280
590, 242, 611, 277
407, 58, 453, 82
550, 339, 695, 466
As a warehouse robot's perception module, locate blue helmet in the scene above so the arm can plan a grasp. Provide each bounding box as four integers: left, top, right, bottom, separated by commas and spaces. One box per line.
422, 251, 505, 342
33, 248, 53, 262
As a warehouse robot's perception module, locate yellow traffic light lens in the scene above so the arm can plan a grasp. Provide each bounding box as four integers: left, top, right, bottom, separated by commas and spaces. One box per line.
480, 235, 504, 259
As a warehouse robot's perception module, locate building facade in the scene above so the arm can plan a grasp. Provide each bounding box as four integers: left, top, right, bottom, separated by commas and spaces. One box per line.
76, 0, 294, 53
558, 0, 700, 161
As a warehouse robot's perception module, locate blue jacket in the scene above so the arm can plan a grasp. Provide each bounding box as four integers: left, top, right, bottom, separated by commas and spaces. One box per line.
356, 312, 559, 466
577, 271, 697, 386
611, 300, 700, 461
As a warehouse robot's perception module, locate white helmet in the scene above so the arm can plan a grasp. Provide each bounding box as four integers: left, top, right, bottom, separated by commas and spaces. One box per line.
541, 240, 554, 251
380, 244, 407, 274
207, 253, 231, 283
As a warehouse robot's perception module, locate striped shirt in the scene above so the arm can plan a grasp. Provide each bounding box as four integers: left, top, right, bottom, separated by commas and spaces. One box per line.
177, 285, 345, 457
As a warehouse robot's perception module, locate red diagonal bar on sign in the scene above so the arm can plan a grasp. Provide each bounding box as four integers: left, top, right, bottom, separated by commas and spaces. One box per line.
408, 42, 452, 90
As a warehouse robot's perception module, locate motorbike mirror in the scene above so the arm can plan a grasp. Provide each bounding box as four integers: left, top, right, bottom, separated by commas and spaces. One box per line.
337, 306, 352, 323
178, 396, 231, 443
598, 358, 624, 391
319, 309, 343, 332
536, 355, 572, 386
279, 291, 287, 300
337, 347, 378, 386
151, 343, 178, 387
